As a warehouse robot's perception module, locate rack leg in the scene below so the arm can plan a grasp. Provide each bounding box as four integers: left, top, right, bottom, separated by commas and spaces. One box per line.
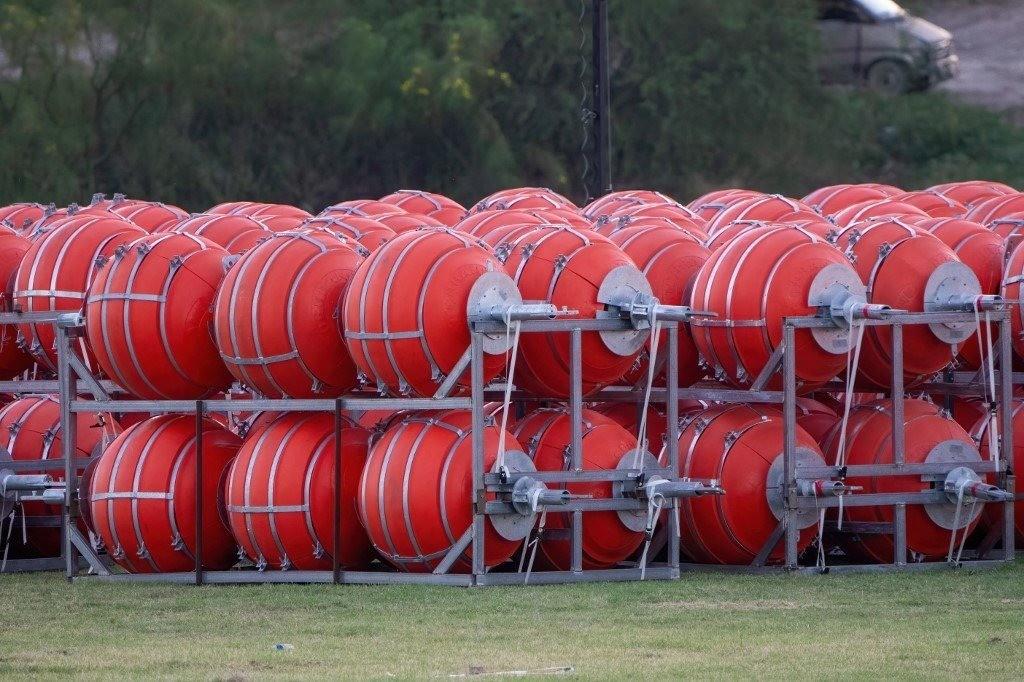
782, 324, 798, 569
570, 328, 583, 573
332, 399, 343, 584
666, 325, 680, 574
56, 323, 78, 582
999, 315, 1015, 560
470, 332, 486, 580
195, 401, 204, 586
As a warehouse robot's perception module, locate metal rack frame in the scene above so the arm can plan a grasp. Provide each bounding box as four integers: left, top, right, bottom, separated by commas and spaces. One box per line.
3, 308, 1018, 583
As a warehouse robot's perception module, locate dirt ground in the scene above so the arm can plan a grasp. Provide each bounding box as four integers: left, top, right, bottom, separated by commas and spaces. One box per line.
920, 0, 1024, 123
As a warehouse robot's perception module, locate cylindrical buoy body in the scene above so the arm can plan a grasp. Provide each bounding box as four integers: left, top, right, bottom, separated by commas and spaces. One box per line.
358, 410, 523, 572
513, 407, 645, 569
216, 230, 365, 398
86, 233, 233, 399
226, 412, 372, 570
89, 415, 241, 573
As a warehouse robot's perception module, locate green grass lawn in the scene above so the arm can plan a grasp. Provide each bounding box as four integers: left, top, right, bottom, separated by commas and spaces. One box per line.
2, 563, 1023, 680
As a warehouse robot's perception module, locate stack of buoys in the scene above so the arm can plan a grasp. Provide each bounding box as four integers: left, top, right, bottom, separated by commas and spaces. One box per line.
4, 177, 1021, 574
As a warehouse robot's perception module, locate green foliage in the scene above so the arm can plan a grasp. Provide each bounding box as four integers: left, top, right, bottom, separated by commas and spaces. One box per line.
0, 0, 1020, 212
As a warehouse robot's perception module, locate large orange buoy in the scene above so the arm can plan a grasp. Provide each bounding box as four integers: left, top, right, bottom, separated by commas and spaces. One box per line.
1001, 240, 1024, 361
379, 189, 466, 226
226, 412, 372, 570
794, 397, 840, 443
513, 407, 645, 569
473, 187, 577, 212
678, 405, 829, 564
526, 208, 593, 231
374, 211, 444, 233
606, 202, 706, 234
321, 199, 405, 218
14, 216, 146, 371
501, 225, 651, 397
928, 180, 1016, 207
165, 213, 273, 254
0, 226, 33, 378
687, 189, 762, 221
343, 228, 524, 397
0, 395, 118, 555
591, 402, 667, 461
803, 184, 891, 215
831, 199, 929, 227
835, 218, 982, 388
990, 214, 1024, 241
358, 410, 530, 572
964, 193, 1024, 225
594, 215, 709, 243
89, 415, 240, 573
0, 203, 46, 234
608, 224, 710, 387
300, 215, 395, 252
891, 191, 966, 218
583, 190, 679, 219
23, 206, 124, 242
823, 399, 1000, 562
110, 200, 188, 231
453, 209, 547, 238
216, 230, 365, 398
207, 201, 254, 214
970, 400, 1024, 544
690, 225, 871, 389
85, 233, 232, 399
224, 203, 313, 224
917, 218, 1003, 371
706, 195, 814, 235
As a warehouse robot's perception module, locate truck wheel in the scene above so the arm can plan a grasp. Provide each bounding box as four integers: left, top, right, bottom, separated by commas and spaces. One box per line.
866, 60, 910, 96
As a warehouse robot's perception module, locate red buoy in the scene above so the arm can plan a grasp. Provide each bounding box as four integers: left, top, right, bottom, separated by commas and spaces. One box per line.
823, 399, 987, 562
606, 202, 706, 233
166, 213, 273, 254
690, 225, 862, 388
583, 190, 679, 219
963, 193, 1024, 226
501, 225, 648, 397
379, 189, 466, 226
374, 211, 444, 233
0, 226, 33, 378
803, 184, 890, 215
513, 407, 645, 569
678, 405, 825, 564
0, 203, 46, 235
454, 209, 547, 238
321, 200, 405, 218
794, 397, 840, 443
687, 189, 762, 221
591, 402, 667, 461
917, 218, 1003, 371
85, 233, 232, 399
473, 187, 577, 212
706, 195, 814, 235
835, 219, 975, 388
891, 191, 966, 218
526, 208, 593, 231
358, 410, 525, 572
343, 228, 509, 397
89, 415, 240, 573
301, 215, 395, 252
831, 199, 929, 227
110, 200, 188, 231
970, 401, 1023, 544
608, 224, 710, 387
0, 395, 119, 555
216, 230, 366, 398
1001, 240, 1024, 361
927, 180, 1016, 207
14, 216, 146, 371
226, 412, 372, 570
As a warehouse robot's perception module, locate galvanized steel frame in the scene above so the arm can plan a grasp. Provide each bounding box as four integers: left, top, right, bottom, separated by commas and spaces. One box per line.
1, 308, 1017, 583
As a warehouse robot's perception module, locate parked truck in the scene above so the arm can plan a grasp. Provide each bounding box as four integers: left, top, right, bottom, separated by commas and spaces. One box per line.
818, 0, 960, 94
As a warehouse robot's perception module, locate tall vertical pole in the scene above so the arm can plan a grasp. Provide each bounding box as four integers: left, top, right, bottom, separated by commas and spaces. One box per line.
592, 0, 612, 195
